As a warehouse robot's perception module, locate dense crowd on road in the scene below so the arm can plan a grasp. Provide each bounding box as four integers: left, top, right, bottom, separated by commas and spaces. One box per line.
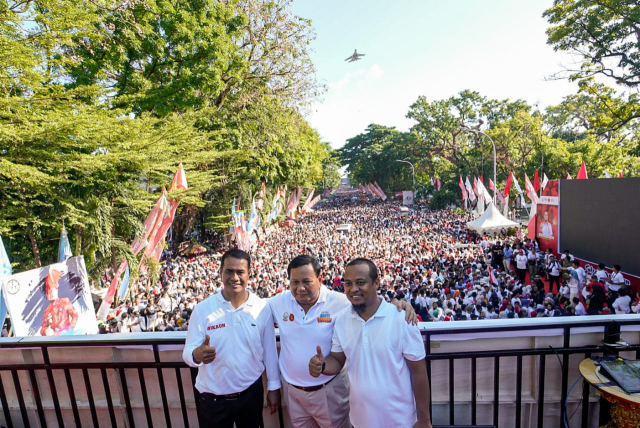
97, 191, 639, 334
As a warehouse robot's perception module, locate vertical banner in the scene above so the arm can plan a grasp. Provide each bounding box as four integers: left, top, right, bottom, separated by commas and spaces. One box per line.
536, 179, 559, 254
402, 191, 414, 206
2, 256, 98, 336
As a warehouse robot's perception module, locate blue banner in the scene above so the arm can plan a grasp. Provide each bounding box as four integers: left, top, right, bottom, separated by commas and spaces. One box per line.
118, 266, 131, 301
58, 226, 73, 263
0, 236, 12, 329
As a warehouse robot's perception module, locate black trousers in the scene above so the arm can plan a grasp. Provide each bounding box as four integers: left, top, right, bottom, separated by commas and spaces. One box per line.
198, 377, 264, 428
548, 274, 561, 293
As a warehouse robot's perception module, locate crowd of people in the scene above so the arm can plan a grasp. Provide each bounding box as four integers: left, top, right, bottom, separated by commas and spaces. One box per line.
98, 190, 639, 333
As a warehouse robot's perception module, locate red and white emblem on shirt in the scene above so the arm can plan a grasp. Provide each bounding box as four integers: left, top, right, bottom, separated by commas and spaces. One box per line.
207, 323, 226, 331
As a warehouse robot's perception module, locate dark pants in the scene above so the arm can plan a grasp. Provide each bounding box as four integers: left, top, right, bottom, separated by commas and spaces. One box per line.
548, 274, 561, 293
198, 377, 264, 428
516, 267, 527, 282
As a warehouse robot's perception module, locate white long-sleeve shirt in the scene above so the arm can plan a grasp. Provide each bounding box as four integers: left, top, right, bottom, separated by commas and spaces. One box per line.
182, 291, 281, 394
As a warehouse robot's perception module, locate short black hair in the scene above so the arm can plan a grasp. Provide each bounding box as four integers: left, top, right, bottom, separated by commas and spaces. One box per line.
220, 249, 251, 272
614, 264, 621, 271
287, 255, 321, 278
346, 258, 379, 282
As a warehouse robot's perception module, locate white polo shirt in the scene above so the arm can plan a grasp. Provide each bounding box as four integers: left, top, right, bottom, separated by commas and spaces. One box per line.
182, 291, 280, 394
331, 300, 426, 428
268, 285, 350, 387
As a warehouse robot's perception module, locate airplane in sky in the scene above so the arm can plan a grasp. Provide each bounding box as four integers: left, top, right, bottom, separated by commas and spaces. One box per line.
345, 49, 365, 63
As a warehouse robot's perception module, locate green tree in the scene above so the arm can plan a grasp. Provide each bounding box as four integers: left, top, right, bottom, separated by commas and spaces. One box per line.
544, 0, 640, 88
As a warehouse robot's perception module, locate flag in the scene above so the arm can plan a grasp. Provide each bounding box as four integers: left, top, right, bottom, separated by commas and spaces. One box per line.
541, 173, 549, 190
566, 173, 572, 180
577, 160, 588, 179
503, 173, 513, 198
524, 174, 539, 205
307, 195, 322, 209
459, 176, 467, 200
374, 182, 387, 200
488, 265, 498, 285
302, 188, 315, 211
512, 174, 527, 207
477, 179, 492, 202
58, 224, 73, 263
604, 169, 611, 178
436, 178, 441, 191
618, 172, 623, 178
0, 236, 11, 330
256, 182, 266, 211
512, 174, 523, 196
465, 176, 476, 201
97, 258, 128, 320
490, 179, 505, 204
117, 266, 131, 301
473, 177, 479, 197
533, 170, 540, 193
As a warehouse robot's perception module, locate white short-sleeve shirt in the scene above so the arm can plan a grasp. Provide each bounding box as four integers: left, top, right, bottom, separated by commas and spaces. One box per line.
332, 300, 426, 428
268, 286, 350, 387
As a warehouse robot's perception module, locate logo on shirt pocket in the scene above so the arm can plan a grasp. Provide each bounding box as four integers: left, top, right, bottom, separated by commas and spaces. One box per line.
317, 312, 332, 323
207, 323, 226, 331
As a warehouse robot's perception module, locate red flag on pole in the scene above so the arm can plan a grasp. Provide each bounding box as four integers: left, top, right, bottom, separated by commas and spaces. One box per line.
566, 173, 572, 180
618, 172, 623, 178
576, 160, 588, 179
533, 170, 540, 193
436, 178, 441, 191
459, 176, 467, 200
503, 173, 513, 198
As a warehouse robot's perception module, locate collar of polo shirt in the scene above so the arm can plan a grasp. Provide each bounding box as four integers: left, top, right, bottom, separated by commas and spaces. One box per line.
216, 289, 256, 307
349, 299, 390, 320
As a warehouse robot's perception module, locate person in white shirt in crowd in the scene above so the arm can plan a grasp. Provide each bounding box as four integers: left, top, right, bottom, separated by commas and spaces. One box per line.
573, 297, 587, 316
607, 265, 626, 293
309, 258, 432, 428
183, 249, 281, 428
612, 288, 632, 314
129, 309, 146, 332
546, 255, 562, 293
569, 260, 586, 291
268, 254, 417, 428
514, 250, 528, 283
595, 263, 609, 286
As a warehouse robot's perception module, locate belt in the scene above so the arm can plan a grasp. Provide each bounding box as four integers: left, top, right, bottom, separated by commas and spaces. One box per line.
201, 378, 259, 401
290, 375, 336, 392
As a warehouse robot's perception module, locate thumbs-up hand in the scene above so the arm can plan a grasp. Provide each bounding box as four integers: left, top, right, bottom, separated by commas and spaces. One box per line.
193, 334, 217, 364
309, 345, 325, 378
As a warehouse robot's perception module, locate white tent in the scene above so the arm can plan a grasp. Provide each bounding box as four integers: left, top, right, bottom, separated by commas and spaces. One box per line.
466, 202, 520, 234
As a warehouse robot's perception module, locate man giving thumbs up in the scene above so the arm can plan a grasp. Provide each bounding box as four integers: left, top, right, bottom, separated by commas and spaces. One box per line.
192, 334, 216, 364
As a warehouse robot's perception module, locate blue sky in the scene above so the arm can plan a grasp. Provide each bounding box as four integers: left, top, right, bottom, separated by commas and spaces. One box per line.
291, 0, 581, 149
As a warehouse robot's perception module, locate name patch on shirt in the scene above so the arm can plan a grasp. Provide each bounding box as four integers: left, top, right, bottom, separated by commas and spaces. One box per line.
317, 312, 332, 323
207, 323, 226, 331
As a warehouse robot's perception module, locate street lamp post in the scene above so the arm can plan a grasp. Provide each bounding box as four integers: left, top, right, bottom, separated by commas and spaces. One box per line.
396, 160, 415, 192
461, 126, 497, 205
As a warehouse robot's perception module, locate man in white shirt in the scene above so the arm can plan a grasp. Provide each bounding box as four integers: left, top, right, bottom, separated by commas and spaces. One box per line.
309, 258, 432, 428
183, 249, 281, 428
607, 265, 626, 293
269, 255, 417, 428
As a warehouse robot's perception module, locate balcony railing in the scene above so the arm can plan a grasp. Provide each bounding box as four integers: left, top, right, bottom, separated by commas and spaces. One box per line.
0, 314, 638, 428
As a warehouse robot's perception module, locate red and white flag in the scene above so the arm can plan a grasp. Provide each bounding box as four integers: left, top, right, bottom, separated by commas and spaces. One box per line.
503, 172, 513, 198
524, 174, 539, 205
488, 265, 498, 285
533, 170, 540, 193
541, 173, 549, 190
566, 173, 572, 180
618, 172, 623, 178
489, 179, 505, 204
436, 178, 441, 191
465, 176, 476, 201
459, 176, 467, 200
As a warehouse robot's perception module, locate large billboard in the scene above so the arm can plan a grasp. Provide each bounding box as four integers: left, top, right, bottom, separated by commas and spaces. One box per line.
559, 178, 640, 279
1, 256, 98, 337
536, 180, 559, 254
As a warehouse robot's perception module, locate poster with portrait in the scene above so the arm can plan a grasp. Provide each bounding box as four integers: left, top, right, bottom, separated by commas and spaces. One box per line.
1, 256, 98, 337
536, 180, 559, 254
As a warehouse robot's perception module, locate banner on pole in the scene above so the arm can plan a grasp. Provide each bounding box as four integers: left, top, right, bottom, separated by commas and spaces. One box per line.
2, 256, 97, 336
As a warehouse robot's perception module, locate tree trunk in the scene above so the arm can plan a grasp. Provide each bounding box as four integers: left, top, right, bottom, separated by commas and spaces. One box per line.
75, 225, 83, 256
111, 224, 117, 272
27, 223, 42, 268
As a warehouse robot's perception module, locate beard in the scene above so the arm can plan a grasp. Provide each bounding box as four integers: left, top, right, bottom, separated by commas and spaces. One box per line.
351, 303, 367, 314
